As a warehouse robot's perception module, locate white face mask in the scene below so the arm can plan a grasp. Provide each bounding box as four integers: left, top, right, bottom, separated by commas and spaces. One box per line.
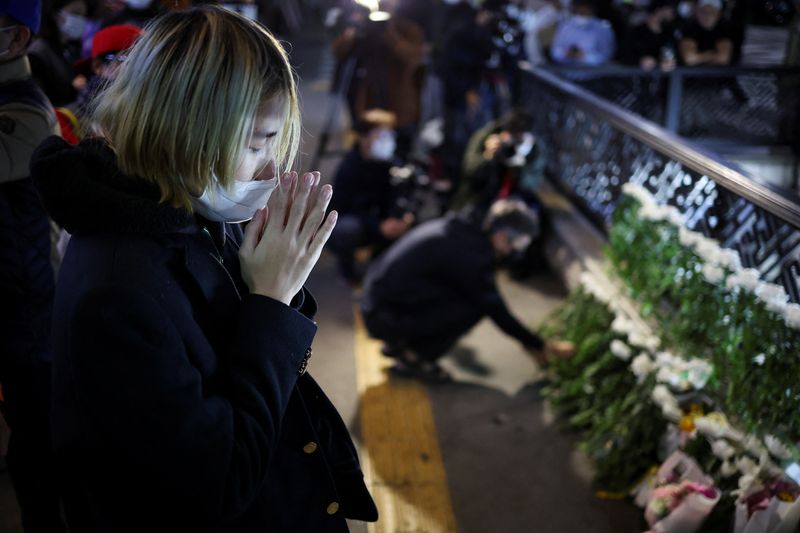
370, 130, 396, 161
192, 177, 278, 223
59, 12, 87, 40
0, 26, 16, 58
125, 0, 154, 9
506, 132, 535, 167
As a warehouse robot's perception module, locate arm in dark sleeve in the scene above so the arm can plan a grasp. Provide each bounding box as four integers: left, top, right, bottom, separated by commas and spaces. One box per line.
452, 254, 543, 348
477, 275, 544, 348
69, 287, 316, 525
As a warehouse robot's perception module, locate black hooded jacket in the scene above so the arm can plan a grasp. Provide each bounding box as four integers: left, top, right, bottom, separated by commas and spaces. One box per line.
30, 136, 377, 532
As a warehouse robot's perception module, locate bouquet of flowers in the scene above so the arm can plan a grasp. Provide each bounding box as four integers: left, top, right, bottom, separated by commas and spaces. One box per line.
641, 451, 720, 532
733, 479, 800, 533
644, 481, 719, 532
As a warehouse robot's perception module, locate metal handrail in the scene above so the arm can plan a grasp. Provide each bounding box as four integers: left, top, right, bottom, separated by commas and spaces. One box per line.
540, 64, 800, 77
523, 65, 800, 229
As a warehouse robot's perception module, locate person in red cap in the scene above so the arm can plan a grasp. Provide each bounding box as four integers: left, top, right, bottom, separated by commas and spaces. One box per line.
75, 23, 141, 126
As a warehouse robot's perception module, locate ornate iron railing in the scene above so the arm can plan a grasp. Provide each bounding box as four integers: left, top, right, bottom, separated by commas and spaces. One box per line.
521, 66, 800, 303
542, 65, 800, 148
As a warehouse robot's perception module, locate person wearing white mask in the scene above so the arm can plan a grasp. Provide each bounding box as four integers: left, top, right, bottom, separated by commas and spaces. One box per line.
28, 0, 90, 106
328, 109, 415, 283
0, 0, 67, 531
30, 6, 377, 531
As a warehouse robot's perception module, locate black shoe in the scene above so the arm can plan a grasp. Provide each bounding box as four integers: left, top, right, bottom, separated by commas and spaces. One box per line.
389, 360, 452, 384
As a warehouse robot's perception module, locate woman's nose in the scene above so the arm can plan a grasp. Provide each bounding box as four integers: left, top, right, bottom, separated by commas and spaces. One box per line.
254, 159, 276, 181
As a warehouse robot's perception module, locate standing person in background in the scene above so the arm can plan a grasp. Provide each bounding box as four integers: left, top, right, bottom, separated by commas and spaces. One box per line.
626, 0, 678, 70
28, 0, 90, 107
74, 23, 141, 124
327, 109, 414, 284
550, 0, 616, 66
520, 0, 564, 66
331, 0, 426, 157
678, 0, 734, 65
31, 6, 377, 531
436, 2, 494, 193
0, 1, 66, 531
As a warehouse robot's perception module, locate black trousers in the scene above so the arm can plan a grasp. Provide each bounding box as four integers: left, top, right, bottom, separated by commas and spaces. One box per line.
362, 300, 483, 362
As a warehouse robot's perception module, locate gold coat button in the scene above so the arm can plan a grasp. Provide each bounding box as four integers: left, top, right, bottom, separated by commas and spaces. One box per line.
303, 442, 318, 454
326, 502, 339, 515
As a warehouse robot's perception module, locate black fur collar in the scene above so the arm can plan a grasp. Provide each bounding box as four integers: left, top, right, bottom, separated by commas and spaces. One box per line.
31, 136, 195, 236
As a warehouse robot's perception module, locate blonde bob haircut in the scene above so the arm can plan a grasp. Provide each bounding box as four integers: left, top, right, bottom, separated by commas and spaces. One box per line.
93, 5, 300, 210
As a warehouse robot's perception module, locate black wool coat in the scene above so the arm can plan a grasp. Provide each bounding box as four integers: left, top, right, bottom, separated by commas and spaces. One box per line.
31, 137, 378, 533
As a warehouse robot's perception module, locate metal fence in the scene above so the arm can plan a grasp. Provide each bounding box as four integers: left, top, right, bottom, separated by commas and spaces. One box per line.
544, 65, 800, 149
522, 67, 800, 303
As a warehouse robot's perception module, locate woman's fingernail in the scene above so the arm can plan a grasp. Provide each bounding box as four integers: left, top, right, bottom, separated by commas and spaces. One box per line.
305, 173, 314, 186
329, 211, 338, 223
322, 185, 332, 199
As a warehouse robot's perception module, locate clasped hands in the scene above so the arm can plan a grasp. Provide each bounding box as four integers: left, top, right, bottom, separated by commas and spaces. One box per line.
239, 171, 337, 305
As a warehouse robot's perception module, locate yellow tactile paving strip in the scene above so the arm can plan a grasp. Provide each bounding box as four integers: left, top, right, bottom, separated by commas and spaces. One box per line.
353, 306, 458, 533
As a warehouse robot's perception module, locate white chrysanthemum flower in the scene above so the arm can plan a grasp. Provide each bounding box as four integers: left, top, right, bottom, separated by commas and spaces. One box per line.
755, 282, 789, 314
627, 330, 652, 350
611, 315, 632, 335
644, 336, 660, 352
686, 361, 713, 390
652, 384, 683, 419
711, 440, 737, 460
639, 203, 665, 221
679, 227, 703, 248
694, 416, 727, 439
702, 263, 725, 285
655, 351, 677, 367
664, 206, 685, 227
651, 384, 672, 405
717, 249, 743, 272
720, 460, 738, 478
695, 238, 722, 264
630, 353, 655, 379
730, 269, 761, 292
661, 403, 683, 422
737, 456, 759, 477
656, 367, 682, 389
743, 435, 767, 458
738, 473, 758, 493
784, 303, 800, 330
622, 183, 655, 208
764, 435, 794, 461
610, 339, 632, 361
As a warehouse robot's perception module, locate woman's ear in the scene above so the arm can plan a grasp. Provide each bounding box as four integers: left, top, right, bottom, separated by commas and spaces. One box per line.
8, 25, 32, 57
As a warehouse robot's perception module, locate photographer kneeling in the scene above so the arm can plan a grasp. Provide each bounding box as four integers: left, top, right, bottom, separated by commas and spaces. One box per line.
451, 109, 548, 277
328, 109, 414, 283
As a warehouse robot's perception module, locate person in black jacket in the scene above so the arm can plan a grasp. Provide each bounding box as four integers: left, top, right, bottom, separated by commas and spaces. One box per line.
361, 199, 572, 383
0, 2, 67, 531
30, 6, 377, 532
327, 109, 414, 283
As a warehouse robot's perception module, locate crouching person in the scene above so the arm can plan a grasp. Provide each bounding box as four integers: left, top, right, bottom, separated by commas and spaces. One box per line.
361, 199, 573, 383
